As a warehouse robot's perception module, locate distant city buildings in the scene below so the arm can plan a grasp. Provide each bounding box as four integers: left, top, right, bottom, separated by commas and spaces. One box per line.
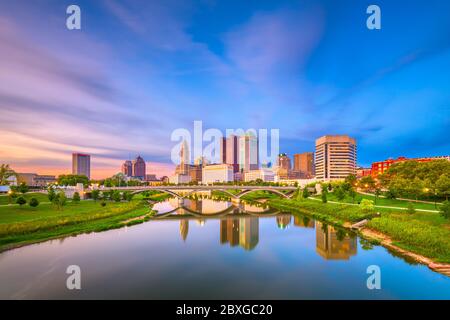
121, 160, 133, 177
202, 164, 234, 184
244, 168, 275, 182
223, 135, 239, 173
275, 153, 291, 179
315, 135, 356, 180
238, 133, 259, 172
121, 156, 147, 180
132, 155, 146, 179
72, 153, 91, 179
293, 152, 314, 178
16, 173, 56, 187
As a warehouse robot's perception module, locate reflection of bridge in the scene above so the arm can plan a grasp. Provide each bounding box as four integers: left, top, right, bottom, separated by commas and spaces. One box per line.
152, 204, 282, 220
94, 185, 297, 200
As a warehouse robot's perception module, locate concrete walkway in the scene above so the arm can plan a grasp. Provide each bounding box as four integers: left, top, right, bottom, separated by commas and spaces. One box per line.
308, 197, 439, 213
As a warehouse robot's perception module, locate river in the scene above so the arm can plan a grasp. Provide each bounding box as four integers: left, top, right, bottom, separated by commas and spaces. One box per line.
0, 198, 449, 299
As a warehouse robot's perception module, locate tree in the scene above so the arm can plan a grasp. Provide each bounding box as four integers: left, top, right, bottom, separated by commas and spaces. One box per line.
439, 200, 450, 219
57, 174, 89, 187
348, 188, 357, 204
72, 192, 81, 203
335, 186, 345, 201
91, 189, 100, 202
125, 193, 134, 201
436, 174, 450, 201
360, 176, 376, 192
302, 187, 310, 199
112, 190, 121, 202
29, 198, 39, 207
8, 190, 17, 204
18, 182, 29, 194
385, 189, 396, 200
321, 189, 328, 203
47, 187, 56, 202
0, 164, 17, 185
345, 174, 357, 187
374, 188, 382, 205
53, 191, 67, 210
360, 199, 374, 212
407, 202, 416, 215
16, 196, 27, 206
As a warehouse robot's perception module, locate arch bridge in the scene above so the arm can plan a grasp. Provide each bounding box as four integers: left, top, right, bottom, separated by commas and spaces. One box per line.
94, 185, 297, 200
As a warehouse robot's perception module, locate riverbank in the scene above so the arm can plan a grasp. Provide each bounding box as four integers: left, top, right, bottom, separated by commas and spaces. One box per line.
266, 198, 450, 274
0, 194, 168, 252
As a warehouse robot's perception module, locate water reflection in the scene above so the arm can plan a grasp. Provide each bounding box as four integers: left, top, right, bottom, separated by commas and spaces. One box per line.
315, 221, 357, 260
220, 217, 259, 250
158, 199, 357, 260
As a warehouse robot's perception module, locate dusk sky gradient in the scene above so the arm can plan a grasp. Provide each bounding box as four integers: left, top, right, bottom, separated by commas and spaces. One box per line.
1, 0, 449, 179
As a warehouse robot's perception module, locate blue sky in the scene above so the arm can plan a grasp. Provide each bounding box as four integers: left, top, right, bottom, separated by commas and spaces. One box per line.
0, 0, 449, 178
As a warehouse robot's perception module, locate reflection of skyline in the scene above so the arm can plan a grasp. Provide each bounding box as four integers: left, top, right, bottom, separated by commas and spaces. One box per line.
315, 221, 357, 260
220, 217, 259, 250
161, 200, 356, 258
276, 216, 292, 229
180, 220, 189, 242
294, 216, 314, 228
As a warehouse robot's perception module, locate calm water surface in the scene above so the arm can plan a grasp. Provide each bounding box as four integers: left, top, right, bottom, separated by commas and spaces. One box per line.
0, 199, 449, 299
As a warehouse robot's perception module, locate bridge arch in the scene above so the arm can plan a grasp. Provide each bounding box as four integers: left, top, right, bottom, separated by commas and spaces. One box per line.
131, 188, 183, 199
236, 189, 293, 199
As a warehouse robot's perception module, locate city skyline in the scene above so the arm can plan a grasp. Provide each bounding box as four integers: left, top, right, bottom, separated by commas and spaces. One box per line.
1, 0, 449, 180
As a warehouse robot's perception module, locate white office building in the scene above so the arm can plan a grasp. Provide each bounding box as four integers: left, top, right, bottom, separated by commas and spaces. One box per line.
244, 169, 275, 182
202, 164, 234, 184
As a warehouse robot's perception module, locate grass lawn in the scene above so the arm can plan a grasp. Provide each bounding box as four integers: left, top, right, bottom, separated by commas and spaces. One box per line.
0, 199, 152, 252
368, 210, 450, 263
0, 192, 49, 206
314, 192, 441, 211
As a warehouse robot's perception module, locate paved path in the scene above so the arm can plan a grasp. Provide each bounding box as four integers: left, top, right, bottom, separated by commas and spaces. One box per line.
308, 197, 439, 213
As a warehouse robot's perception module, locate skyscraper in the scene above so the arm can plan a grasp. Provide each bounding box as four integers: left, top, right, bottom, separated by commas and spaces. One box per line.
175, 140, 190, 175
72, 153, 90, 179
293, 152, 314, 178
221, 135, 239, 172
276, 153, 291, 179
238, 133, 259, 172
132, 155, 146, 179
121, 160, 133, 177
315, 135, 356, 180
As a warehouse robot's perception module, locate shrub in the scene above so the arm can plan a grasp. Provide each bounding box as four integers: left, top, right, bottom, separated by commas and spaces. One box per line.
91, 189, 100, 202
29, 198, 39, 207
360, 199, 374, 212
112, 190, 121, 202
16, 196, 27, 206
47, 187, 56, 202
72, 192, 81, 203
321, 190, 328, 203
439, 200, 450, 219
407, 202, 416, 214
100, 201, 107, 207
302, 187, 310, 199
335, 187, 345, 201
53, 191, 67, 210
18, 183, 29, 194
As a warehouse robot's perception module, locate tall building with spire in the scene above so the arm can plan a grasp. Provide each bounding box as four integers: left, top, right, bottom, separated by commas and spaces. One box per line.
176, 140, 190, 175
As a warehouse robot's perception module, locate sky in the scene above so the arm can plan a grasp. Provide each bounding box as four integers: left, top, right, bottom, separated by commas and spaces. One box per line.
0, 0, 449, 179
